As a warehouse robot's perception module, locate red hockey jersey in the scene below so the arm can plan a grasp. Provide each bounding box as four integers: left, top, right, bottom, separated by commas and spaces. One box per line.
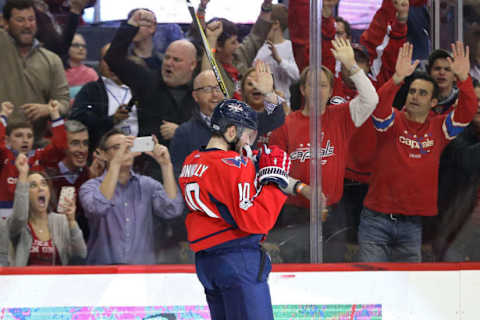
269, 104, 356, 208
365, 77, 478, 216
179, 148, 287, 252
360, 0, 426, 62
332, 77, 379, 184
0, 118, 66, 218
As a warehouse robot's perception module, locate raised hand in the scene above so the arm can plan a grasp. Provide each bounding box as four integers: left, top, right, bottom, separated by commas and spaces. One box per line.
330, 37, 356, 71
145, 135, 172, 167
48, 100, 61, 120
110, 136, 137, 166
15, 153, 29, 180
199, 0, 210, 9
251, 60, 274, 95
266, 40, 281, 63
393, 42, 419, 85
206, 20, 223, 41
0, 101, 14, 118
448, 41, 470, 82
89, 148, 106, 178
127, 9, 155, 28
322, 0, 339, 17
62, 197, 77, 222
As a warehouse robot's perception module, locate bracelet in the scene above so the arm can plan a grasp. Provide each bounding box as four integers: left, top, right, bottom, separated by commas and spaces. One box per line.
295, 182, 306, 195
293, 180, 302, 195
261, 3, 273, 12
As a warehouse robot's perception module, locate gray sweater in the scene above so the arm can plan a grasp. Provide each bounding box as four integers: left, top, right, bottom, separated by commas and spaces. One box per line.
8, 182, 87, 266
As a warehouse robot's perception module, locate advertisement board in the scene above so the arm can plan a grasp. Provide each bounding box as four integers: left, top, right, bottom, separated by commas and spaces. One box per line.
0, 264, 479, 319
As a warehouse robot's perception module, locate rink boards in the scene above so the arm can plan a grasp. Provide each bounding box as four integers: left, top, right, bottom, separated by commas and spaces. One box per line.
0, 263, 479, 320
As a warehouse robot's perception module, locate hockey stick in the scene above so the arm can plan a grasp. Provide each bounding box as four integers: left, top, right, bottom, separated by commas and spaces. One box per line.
186, 0, 229, 97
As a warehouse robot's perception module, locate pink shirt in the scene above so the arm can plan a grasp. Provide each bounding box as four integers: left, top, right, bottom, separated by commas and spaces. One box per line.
65, 64, 98, 87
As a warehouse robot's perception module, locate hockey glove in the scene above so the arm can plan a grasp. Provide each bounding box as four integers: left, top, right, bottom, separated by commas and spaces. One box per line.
258, 145, 291, 188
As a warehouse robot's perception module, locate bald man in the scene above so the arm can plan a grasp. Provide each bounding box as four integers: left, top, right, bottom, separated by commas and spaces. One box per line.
104, 9, 199, 181
170, 70, 225, 178
104, 9, 198, 146
161, 40, 198, 88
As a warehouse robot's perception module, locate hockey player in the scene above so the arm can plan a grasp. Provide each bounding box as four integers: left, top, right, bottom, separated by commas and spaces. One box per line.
179, 99, 291, 320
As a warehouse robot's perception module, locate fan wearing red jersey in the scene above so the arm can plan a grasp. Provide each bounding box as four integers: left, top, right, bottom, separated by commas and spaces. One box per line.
0, 100, 67, 219
268, 37, 379, 262
359, 42, 478, 262
178, 98, 290, 320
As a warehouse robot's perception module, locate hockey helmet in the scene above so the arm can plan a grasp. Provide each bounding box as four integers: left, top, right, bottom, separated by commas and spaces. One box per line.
211, 99, 258, 134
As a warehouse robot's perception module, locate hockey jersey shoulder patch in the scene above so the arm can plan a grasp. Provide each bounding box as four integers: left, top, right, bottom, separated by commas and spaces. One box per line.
330, 96, 347, 105
222, 156, 249, 168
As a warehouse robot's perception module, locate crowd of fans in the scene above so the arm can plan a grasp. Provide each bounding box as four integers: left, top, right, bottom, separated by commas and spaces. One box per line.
0, 0, 479, 267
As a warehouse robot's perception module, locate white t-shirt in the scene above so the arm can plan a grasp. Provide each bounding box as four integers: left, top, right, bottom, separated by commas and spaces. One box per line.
103, 76, 139, 137
254, 40, 300, 103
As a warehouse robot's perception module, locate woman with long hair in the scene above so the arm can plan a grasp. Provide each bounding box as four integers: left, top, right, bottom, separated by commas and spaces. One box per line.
8, 154, 86, 266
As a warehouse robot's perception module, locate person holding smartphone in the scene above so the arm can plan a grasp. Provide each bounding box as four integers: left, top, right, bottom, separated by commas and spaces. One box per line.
8, 154, 86, 266
79, 129, 184, 265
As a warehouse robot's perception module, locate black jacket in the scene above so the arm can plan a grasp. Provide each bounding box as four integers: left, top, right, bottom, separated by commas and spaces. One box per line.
170, 105, 286, 179
70, 77, 113, 150
104, 22, 198, 147
433, 125, 480, 260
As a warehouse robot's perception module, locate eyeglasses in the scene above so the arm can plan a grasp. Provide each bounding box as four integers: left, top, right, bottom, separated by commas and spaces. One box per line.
70, 140, 89, 147
71, 43, 87, 49
193, 85, 223, 94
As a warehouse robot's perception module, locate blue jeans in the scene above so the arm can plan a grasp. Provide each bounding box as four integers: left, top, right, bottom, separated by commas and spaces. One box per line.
358, 208, 422, 262
195, 237, 273, 320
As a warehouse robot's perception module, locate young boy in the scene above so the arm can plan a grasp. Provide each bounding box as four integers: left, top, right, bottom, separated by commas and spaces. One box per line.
0, 100, 66, 218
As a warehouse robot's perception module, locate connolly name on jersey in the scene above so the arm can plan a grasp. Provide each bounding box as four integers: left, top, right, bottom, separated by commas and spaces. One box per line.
179, 164, 209, 178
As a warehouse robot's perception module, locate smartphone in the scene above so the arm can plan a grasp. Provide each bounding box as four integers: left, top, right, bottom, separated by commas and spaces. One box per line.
130, 136, 154, 153
124, 97, 137, 112
57, 186, 75, 213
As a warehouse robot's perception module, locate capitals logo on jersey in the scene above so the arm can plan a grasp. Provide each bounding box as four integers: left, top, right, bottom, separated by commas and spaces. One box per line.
290, 143, 311, 163
222, 156, 249, 168
290, 136, 336, 165
399, 130, 435, 158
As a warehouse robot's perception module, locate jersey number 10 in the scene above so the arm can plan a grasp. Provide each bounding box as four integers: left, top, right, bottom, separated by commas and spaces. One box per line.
185, 183, 219, 218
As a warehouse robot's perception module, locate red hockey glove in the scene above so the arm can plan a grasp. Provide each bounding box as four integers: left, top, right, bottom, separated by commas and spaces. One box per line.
258, 145, 291, 188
